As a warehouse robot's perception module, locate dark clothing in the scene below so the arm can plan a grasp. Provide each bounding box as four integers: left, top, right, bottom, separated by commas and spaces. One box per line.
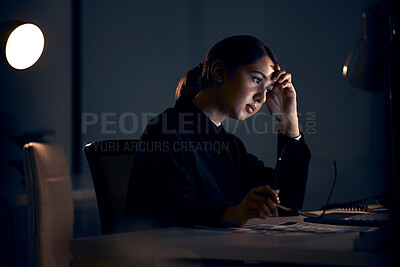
124, 96, 311, 228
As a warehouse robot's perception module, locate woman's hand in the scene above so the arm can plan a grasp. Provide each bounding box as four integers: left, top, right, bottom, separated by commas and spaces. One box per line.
220, 185, 280, 227
265, 65, 300, 138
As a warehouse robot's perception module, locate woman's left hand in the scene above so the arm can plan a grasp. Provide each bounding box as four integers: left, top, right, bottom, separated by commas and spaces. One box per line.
265, 65, 300, 138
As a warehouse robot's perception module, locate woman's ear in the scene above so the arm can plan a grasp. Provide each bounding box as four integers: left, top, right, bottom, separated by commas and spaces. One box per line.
210, 60, 225, 85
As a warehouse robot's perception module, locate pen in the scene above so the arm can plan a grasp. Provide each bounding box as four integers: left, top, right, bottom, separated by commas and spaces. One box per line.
276, 204, 292, 212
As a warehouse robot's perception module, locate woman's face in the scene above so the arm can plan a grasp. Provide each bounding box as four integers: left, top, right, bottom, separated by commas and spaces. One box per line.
218, 56, 275, 120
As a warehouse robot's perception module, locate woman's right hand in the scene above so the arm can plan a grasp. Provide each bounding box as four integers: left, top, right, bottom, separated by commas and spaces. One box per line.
220, 185, 280, 227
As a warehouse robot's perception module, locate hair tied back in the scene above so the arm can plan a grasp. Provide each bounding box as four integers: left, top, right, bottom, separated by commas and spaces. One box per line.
195, 62, 204, 71
175, 61, 204, 100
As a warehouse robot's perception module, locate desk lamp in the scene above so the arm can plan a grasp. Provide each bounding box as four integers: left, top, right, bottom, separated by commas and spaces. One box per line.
342, 5, 398, 228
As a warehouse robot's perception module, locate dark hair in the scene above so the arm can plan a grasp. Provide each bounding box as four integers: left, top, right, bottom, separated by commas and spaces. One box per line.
175, 35, 278, 100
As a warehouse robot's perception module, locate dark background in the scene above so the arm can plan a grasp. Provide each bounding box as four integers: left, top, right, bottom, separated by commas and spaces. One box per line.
0, 0, 395, 266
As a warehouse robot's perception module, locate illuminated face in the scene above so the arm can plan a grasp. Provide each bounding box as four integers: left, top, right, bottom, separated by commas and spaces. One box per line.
218, 56, 275, 120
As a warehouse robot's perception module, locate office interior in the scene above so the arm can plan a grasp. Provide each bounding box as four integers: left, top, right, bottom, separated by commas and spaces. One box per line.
0, 0, 398, 266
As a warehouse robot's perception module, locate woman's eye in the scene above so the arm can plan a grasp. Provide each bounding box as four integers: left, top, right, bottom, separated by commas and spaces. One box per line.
265, 84, 274, 93
252, 77, 262, 84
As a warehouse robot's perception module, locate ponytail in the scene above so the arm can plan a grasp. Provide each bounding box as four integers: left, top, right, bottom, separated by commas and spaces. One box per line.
175, 62, 204, 100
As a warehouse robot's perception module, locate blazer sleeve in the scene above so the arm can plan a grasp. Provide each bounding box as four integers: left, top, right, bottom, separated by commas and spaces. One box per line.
275, 133, 311, 211
236, 133, 311, 212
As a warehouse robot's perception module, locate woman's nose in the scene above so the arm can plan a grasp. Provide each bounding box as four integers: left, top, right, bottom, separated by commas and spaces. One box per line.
253, 91, 266, 103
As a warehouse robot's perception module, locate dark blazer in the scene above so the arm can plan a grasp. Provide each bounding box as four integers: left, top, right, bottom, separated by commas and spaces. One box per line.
125, 96, 311, 228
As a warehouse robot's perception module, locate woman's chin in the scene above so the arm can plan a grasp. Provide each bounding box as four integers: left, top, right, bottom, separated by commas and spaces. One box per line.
236, 113, 251, 121
231, 109, 254, 121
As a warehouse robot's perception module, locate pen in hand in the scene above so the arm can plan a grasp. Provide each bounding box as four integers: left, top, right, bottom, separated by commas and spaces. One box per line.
276, 203, 292, 212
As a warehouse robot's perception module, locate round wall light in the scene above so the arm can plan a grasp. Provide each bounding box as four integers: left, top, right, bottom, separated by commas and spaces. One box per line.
5, 23, 45, 70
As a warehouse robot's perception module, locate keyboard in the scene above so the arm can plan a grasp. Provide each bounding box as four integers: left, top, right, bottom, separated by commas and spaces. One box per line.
344, 211, 389, 221
303, 210, 389, 227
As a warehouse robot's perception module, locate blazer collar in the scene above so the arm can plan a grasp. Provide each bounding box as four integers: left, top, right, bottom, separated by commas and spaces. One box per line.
173, 96, 226, 137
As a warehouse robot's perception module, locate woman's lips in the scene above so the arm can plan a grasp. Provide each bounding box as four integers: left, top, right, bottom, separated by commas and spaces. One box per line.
246, 104, 255, 113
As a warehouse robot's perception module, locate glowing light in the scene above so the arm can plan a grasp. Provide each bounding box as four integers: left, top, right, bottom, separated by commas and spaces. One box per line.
342, 65, 348, 77
5, 23, 45, 70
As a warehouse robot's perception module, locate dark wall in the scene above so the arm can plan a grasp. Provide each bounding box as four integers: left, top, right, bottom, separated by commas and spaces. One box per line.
0, 0, 72, 164
81, 0, 390, 210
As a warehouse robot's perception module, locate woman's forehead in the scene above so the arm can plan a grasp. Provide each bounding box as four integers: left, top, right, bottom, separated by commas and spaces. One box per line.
244, 56, 275, 78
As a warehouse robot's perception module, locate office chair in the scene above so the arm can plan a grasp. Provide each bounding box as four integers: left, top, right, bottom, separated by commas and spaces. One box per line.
22, 142, 73, 267
84, 140, 137, 235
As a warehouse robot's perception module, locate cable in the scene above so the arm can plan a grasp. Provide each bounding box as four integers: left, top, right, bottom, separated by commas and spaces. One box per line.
319, 160, 337, 218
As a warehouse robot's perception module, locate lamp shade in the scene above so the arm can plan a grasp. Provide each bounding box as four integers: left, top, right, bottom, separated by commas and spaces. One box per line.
342, 6, 390, 92
5, 23, 45, 70
343, 37, 386, 92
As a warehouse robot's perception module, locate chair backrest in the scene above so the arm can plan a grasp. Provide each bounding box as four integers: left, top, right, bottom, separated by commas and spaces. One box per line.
84, 140, 137, 234
22, 142, 73, 267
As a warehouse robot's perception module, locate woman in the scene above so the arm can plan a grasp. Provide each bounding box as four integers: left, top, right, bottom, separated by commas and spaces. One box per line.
124, 35, 310, 228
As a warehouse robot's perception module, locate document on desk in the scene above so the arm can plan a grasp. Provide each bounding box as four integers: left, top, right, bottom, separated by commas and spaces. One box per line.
231, 222, 377, 236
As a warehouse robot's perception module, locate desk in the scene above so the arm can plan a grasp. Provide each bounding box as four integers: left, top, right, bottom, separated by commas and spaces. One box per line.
70, 213, 390, 267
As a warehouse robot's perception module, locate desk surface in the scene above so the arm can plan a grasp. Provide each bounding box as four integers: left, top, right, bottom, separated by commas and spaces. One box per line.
70, 211, 390, 267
